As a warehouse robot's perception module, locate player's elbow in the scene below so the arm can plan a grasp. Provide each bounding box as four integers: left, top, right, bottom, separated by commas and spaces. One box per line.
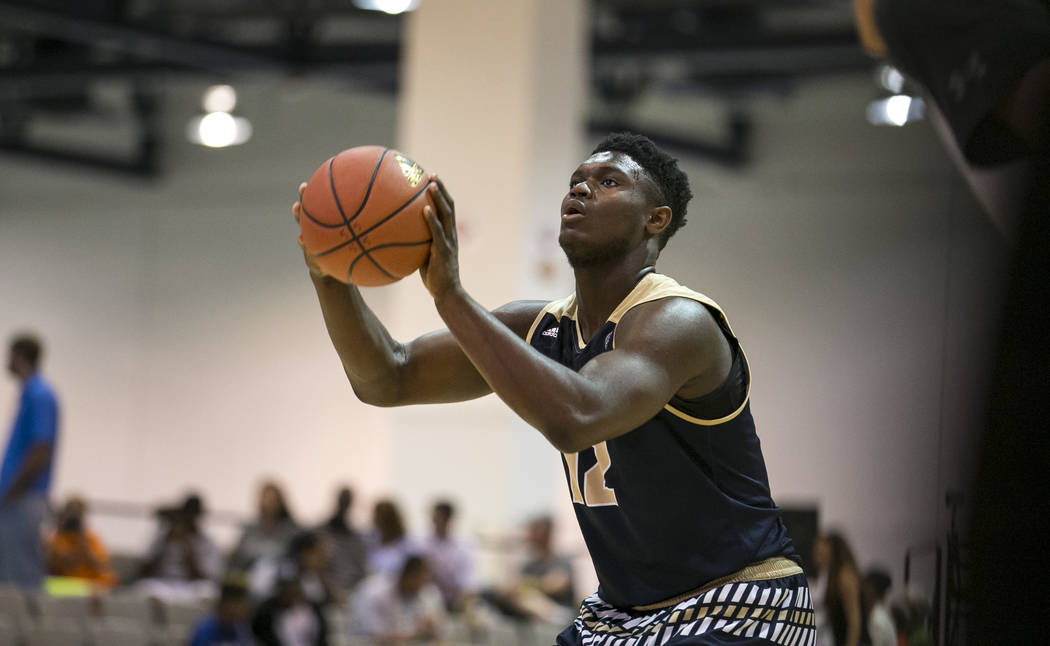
350, 379, 403, 407
541, 416, 602, 453
549, 434, 589, 454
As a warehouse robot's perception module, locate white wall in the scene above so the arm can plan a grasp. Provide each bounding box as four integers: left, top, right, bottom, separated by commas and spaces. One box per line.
0, 71, 1007, 598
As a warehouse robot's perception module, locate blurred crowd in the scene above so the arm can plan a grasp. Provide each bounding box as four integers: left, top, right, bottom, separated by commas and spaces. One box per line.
810, 531, 933, 646
22, 483, 578, 646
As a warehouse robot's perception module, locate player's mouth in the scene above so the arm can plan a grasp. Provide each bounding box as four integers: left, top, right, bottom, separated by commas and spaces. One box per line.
561, 199, 586, 223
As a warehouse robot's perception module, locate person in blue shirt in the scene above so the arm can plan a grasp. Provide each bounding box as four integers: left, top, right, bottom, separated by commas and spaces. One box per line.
0, 333, 59, 589
190, 581, 255, 646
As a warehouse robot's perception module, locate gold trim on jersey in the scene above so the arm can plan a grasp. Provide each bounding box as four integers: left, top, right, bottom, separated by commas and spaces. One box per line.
630, 556, 803, 612
526, 273, 752, 426
525, 294, 576, 345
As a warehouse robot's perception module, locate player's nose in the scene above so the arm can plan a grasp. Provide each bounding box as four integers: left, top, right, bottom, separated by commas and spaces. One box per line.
569, 180, 592, 199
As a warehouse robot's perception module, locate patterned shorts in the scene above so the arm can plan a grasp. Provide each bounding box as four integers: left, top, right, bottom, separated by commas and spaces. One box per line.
555, 572, 815, 646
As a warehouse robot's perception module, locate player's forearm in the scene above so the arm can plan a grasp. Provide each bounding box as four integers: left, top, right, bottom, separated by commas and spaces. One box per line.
311, 273, 408, 404
434, 287, 615, 452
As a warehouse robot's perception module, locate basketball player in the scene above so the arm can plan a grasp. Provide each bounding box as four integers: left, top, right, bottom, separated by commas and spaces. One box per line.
293, 133, 814, 645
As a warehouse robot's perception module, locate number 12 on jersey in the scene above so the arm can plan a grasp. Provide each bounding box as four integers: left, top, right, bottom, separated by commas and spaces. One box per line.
563, 442, 619, 507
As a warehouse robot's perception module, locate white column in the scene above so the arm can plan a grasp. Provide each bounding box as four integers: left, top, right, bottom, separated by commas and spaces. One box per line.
386, 0, 587, 542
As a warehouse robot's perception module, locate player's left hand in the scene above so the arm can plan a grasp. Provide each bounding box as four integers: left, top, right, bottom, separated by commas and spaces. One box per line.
420, 175, 462, 302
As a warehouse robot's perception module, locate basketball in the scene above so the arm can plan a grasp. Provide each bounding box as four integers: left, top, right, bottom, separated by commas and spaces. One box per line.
299, 145, 435, 286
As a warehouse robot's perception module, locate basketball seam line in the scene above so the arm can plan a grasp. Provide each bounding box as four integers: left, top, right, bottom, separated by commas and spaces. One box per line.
347, 239, 432, 280
312, 183, 431, 259
328, 151, 396, 282
298, 204, 342, 232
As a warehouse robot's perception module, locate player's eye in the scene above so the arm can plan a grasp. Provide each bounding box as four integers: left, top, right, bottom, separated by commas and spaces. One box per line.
601, 178, 617, 187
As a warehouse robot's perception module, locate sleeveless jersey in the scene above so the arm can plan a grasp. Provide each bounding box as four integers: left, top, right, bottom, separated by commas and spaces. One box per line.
526, 273, 796, 609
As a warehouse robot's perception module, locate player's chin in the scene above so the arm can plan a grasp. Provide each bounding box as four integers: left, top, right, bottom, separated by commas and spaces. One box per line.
559, 236, 599, 268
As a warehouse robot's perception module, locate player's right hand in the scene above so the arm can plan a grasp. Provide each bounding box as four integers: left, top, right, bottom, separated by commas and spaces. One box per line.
292, 182, 328, 280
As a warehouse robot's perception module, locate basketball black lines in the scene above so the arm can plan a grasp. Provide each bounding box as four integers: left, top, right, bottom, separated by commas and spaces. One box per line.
327, 149, 396, 282
312, 183, 432, 259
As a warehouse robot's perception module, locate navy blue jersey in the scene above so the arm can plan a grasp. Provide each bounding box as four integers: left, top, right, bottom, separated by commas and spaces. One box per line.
526, 273, 796, 609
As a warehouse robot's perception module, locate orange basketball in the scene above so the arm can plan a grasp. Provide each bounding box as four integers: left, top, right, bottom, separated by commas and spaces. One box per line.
299, 146, 434, 286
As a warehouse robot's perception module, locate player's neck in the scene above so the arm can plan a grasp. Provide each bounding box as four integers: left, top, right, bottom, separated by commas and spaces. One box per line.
573, 260, 655, 340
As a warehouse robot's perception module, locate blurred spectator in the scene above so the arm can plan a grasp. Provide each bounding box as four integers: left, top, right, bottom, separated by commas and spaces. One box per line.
862, 568, 896, 646
421, 499, 477, 611
138, 494, 222, 602
190, 580, 254, 646
482, 515, 575, 625
45, 496, 117, 586
812, 532, 864, 646
232, 481, 299, 599
230, 481, 299, 576
367, 499, 418, 576
252, 530, 338, 606
252, 561, 328, 646
519, 516, 575, 609
0, 333, 59, 589
317, 486, 367, 594
289, 531, 337, 607
350, 554, 446, 645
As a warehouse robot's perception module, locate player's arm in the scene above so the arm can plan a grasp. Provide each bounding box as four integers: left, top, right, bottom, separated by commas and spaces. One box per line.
421, 180, 729, 453
294, 183, 543, 406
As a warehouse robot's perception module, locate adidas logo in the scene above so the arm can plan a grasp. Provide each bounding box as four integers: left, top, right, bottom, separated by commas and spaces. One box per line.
542, 327, 559, 338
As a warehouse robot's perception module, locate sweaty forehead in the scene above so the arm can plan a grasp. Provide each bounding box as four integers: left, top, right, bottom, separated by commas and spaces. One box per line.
576, 151, 646, 179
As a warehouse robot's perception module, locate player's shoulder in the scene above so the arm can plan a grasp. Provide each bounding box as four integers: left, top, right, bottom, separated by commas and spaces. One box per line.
493, 299, 549, 338
615, 273, 724, 336
613, 274, 729, 359
617, 294, 720, 342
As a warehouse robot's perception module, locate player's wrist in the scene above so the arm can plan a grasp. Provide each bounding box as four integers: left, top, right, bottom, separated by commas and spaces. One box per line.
432, 281, 467, 310
311, 271, 347, 290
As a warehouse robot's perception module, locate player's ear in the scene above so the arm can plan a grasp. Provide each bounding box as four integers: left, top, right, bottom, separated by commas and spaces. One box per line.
646, 206, 672, 237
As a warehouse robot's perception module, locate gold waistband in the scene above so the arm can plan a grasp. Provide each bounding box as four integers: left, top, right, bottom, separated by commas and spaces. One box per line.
631, 557, 804, 612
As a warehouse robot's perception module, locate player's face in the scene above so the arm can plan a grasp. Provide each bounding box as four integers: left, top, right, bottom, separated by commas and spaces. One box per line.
559, 151, 657, 267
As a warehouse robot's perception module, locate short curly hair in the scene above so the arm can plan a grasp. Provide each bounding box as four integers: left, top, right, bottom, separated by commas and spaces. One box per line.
591, 132, 693, 249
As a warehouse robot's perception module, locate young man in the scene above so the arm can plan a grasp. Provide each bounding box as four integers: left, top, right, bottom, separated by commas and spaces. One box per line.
1, 333, 59, 590
294, 132, 813, 645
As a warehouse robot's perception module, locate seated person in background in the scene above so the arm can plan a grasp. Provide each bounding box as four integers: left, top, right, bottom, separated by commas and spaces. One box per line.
46, 496, 117, 586
289, 531, 337, 607
421, 499, 477, 612
316, 485, 367, 595
252, 561, 329, 646
190, 580, 254, 646
482, 515, 575, 625
229, 480, 299, 578
350, 554, 446, 645
138, 494, 222, 602
250, 530, 338, 606
862, 567, 897, 646
366, 499, 418, 576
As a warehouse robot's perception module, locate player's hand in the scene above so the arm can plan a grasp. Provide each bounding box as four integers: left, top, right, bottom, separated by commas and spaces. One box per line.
420, 175, 462, 302
292, 182, 328, 280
